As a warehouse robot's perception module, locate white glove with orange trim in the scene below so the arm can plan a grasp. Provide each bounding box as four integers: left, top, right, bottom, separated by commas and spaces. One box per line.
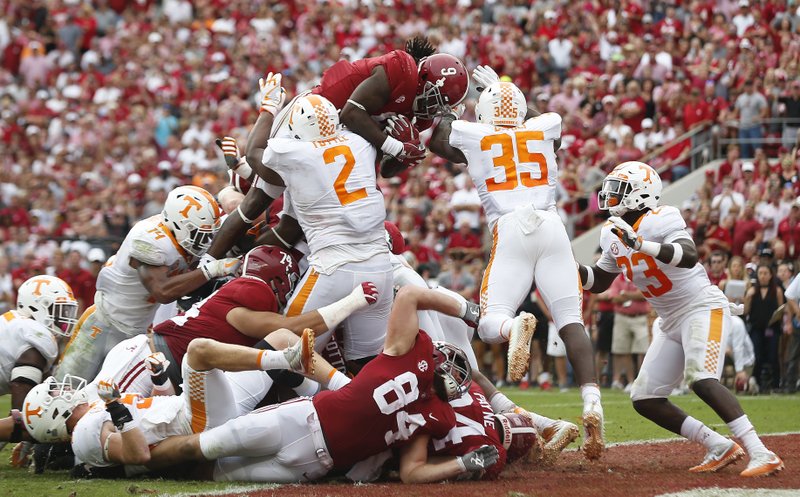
199, 257, 241, 281
97, 379, 121, 404
10, 442, 33, 468
258, 72, 286, 116
609, 216, 661, 257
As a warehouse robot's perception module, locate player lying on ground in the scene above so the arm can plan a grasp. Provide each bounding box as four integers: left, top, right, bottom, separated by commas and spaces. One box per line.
577, 161, 783, 477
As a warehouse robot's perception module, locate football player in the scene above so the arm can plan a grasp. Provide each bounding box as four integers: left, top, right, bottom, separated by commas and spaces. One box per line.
429, 80, 605, 461
577, 161, 783, 477
142, 286, 473, 483
86, 245, 379, 398
55, 186, 240, 383
14, 329, 315, 474
0, 276, 78, 462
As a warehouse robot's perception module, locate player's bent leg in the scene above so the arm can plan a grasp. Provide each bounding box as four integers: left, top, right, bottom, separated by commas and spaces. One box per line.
54, 308, 121, 382
85, 335, 153, 400
341, 264, 393, 361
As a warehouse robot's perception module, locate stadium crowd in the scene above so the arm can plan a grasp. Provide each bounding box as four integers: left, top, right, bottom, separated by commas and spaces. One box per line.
1, 0, 799, 395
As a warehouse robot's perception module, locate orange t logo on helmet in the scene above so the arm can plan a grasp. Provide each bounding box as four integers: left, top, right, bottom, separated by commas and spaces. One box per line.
179, 196, 203, 218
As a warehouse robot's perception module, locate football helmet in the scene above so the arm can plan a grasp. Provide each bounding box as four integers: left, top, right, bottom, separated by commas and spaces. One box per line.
23, 375, 88, 443
598, 161, 662, 216
17, 275, 78, 338
494, 412, 538, 464
241, 245, 300, 312
414, 54, 469, 120
432, 341, 472, 401
162, 185, 222, 257
288, 94, 340, 142
476, 81, 527, 128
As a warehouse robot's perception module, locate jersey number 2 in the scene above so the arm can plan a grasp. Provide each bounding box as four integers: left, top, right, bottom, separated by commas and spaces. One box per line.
481, 130, 548, 192
324, 145, 367, 206
616, 254, 673, 298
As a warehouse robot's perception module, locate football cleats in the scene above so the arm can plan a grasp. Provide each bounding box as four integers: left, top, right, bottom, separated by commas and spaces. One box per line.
598, 161, 662, 216
162, 185, 222, 257
22, 375, 87, 443
17, 275, 78, 337
241, 245, 300, 312
414, 54, 469, 120
288, 94, 340, 142
432, 341, 472, 401
476, 81, 527, 128
494, 412, 538, 464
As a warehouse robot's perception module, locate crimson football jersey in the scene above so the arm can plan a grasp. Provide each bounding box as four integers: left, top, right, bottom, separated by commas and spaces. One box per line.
313, 50, 418, 119
154, 278, 278, 364
313, 331, 456, 470
429, 383, 507, 480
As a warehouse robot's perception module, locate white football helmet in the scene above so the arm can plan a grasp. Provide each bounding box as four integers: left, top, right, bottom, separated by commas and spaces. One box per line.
162, 185, 222, 257
288, 94, 340, 142
23, 375, 88, 443
476, 81, 527, 127
598, 161, 662, 216
17, 275, 78, 337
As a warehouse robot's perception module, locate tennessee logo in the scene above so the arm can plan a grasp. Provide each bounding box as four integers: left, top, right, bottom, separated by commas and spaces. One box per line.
638, 164, 653, 184
30, 278, 51, 296
179, 195, 203, 218
417, 360, 428, 372
24, 404, 42, 425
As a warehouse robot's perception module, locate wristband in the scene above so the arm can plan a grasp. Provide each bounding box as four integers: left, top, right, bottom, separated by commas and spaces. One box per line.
346, 99, 366, 112
152, 380, 172, 393
317, 289, 368, 330
271, 227, 292, 249
668, 243, 684, 266
639, 240, 660, 257
119, 418, 140, 434
150, 369, 170, 387
582, 265, 595, 290
236, 205, 255, 224
233, 158, 253, 179
9, 409, 24, 443
380, 136, 403, 157
456, 456, 467, 472
105, 401, 134, 431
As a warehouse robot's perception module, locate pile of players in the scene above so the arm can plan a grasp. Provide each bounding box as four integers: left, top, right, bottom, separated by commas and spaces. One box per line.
0, 37, 783, 483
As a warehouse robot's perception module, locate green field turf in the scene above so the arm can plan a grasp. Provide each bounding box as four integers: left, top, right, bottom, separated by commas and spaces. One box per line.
1, 389, 798, 497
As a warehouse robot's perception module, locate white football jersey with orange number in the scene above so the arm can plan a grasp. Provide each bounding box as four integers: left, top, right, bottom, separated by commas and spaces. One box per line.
95, 215, 194, 335
449, 113, 562, 228
0, 310, 59, 395
71, 394, 189, 468
596, 206, 728, 322
263, 130, 386, 271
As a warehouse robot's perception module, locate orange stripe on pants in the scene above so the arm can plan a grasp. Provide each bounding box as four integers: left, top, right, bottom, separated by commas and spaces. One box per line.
188, 371, 207, 434
286, 269, 319, 317
480, 224, 499, 317
703, 308, 724, 373
58, 305, 96, 361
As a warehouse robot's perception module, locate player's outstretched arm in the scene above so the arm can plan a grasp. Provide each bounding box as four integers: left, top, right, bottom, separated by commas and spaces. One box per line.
245, 72, 286, 184
577, 262, 618, 294
133, 258, 239, 304
429, 115, 467, 164
226, 282, 379, 339
384, 286, 463, 356
207, 187, 272, 259
608, 216, 699, 269
399, 434, 499, 483
98, 381, 151, 466
340, 66, 393, 150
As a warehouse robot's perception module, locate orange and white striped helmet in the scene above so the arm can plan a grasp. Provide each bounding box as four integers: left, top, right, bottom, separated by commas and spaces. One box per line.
162, 185, 222, 257
476, 81, 527, 127
17, 275, 78, 337
288, 94, 340, 142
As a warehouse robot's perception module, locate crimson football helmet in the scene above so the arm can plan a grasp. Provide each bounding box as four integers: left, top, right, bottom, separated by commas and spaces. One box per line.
494, 412, 538, 464
241, 245, 300, 311
414, 54, 469, 120
432, 341, 472, 401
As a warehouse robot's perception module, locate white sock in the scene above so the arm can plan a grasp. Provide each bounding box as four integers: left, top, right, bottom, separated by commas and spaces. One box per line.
727, 414, 767, 454
293, 378, 320, 397
680, 416, 728, 450
257, 350, 289, 370
327, 370, 351, 391
580, 384, 602, 411
489, 391, 517, 413
530, 413, 558, 433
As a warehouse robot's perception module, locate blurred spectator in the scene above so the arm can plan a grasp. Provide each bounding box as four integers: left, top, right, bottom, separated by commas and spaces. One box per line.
712, 177, 745, 220
707, 251, 729, 287
734, 80, 768, 158
446, 220, 482, 262
606, 275, 650, 391
436, 252, 476, 301
720, 255, 750, 305
57, 249, 95, 311
449, 174, 481, 231
778, 200, 800, 259
732, 202, 764, 256
745, 264, 785, 391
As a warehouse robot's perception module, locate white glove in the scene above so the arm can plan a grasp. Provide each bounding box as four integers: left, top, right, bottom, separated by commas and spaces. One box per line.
729, 302, 744, 316
145, 352, 171, 381
215, 136, 245, 171
97, 379, 121, 404
10, 442, 33, 468
199, 257, 241, 281
608, 216, 643, 251
259, 72, 286, 116
472, 65, 499, 91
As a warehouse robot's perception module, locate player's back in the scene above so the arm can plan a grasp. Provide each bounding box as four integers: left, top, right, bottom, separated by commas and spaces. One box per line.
598, 206, 728, 322
265, 131, 386, 256
96, 215, 193, 334
430, 383, 506, 478
313, 331, 456, 470
0, 310, 58, 394
450, 114, 562, 227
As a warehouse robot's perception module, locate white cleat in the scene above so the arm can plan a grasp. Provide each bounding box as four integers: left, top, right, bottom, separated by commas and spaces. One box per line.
688, 439, 744, 473
284, 328, 315, 375
581, 401, 605, 461
541, 420, 580, 466
740, 450, 784, 477
507, 312, 536, 383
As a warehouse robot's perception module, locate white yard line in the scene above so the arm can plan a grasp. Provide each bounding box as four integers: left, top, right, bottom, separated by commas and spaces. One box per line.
656, 488, 800, 497
157, 484, 279, 497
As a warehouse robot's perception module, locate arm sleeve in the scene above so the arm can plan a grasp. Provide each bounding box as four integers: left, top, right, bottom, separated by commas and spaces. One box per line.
449, 121, 467, 151
130, 239, 167, 266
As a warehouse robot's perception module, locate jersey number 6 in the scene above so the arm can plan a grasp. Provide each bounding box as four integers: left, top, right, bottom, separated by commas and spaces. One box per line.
324, 145, 368, 206
481, 130, 548, 192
